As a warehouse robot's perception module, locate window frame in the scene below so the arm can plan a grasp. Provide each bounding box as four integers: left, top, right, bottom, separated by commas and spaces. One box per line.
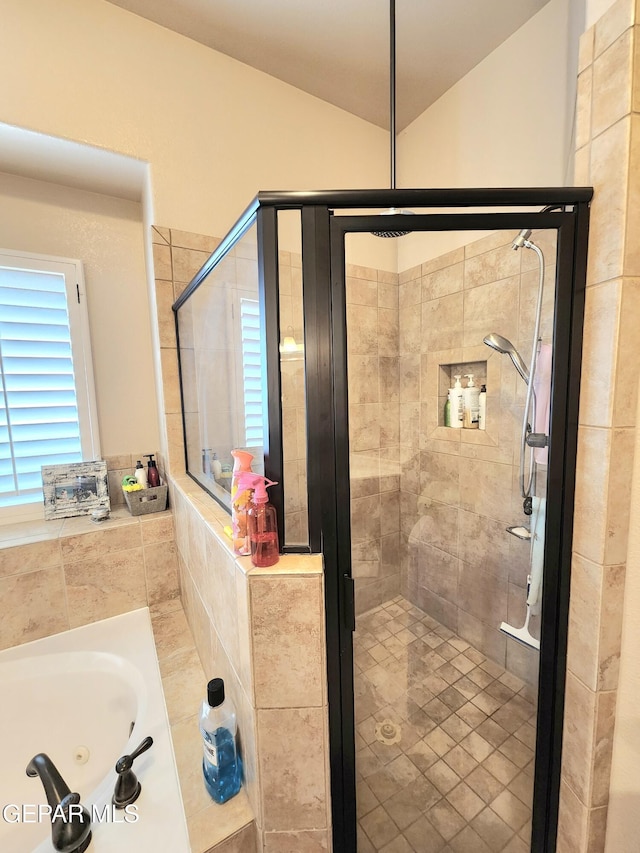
0, 248, 100, 523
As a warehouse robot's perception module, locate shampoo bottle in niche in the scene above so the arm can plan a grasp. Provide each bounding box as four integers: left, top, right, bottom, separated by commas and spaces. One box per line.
478, 384, 487, 430
449, 375, 464, 429
231, 450, 254, 556
463, 374, 480, 429
236, 473, 280, 567
199, 678, 242, 804
134, 460, 148, 488
444, 391, 452, 427
144, 453, 161, 487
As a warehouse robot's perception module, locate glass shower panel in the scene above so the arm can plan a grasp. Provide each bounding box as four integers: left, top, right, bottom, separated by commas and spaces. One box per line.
278, 210, 308, 547
350, 228, 556, 852
175, 220, 264, 510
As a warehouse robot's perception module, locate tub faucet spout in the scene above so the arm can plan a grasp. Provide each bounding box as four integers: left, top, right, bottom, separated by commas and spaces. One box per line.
26, 753, 92, 853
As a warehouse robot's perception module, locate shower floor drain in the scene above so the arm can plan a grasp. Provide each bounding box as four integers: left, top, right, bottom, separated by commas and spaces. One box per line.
374, 719, 401, 746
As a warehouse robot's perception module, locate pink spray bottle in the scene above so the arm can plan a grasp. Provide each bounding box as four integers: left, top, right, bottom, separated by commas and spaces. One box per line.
234, 474, 279, 567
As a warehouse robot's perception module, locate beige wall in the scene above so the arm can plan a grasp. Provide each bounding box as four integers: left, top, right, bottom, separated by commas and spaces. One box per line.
0, 0, 387, 242
0, 171, 159, 458
398, 0, 578, 270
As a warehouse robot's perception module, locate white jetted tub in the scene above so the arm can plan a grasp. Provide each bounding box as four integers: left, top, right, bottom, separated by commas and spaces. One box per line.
0, 608, 190, 852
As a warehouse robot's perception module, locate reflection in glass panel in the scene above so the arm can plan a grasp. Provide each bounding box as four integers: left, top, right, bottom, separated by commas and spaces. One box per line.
350, 228, 556, 851
176, 220, 264, 510
278, 210, 308, 547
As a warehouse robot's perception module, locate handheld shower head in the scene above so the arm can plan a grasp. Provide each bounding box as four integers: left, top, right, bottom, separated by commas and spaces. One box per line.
483, 333, 530, 384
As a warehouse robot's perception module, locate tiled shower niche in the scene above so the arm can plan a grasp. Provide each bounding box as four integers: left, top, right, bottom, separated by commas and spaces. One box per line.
437, 360, 487, 429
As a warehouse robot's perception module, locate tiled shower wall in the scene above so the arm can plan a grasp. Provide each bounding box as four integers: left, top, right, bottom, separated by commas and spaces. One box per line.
397, 231, 556, 685
346, 233, 554, 685
345, 264, 402, 614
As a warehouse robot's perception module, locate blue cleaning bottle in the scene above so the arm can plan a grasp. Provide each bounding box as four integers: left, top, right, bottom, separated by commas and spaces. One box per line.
199, 678, 243, 804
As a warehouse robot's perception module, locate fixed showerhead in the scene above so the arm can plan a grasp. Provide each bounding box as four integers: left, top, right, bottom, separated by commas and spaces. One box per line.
512, 229, 532, 250
371, 208, 415, 238
483, 333, 530, 384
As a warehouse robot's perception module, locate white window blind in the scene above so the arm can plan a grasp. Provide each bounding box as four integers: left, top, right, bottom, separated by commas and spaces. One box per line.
0, 250, 99, 515
239, 298, 264, 447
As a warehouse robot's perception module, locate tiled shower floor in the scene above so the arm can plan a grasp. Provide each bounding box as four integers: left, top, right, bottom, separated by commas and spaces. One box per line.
355, 596, 536, 853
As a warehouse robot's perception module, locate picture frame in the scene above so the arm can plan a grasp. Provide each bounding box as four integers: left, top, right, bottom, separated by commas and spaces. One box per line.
42, 460, 110, 520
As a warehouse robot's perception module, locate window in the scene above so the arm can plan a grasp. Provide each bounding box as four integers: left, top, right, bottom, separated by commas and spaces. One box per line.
239, 297, 264, 448
0, 249, 99, 521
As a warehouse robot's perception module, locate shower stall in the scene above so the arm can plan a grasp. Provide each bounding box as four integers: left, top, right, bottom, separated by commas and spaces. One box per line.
173, 188, 591, 853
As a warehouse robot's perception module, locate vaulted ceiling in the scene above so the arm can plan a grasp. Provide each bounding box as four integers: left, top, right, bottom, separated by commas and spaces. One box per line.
105, 0, 551, 130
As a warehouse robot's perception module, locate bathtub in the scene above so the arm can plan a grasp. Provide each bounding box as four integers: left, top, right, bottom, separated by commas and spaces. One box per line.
0, 608, 190, 852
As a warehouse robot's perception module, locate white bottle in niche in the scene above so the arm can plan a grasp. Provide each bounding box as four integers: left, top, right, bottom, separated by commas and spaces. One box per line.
478, 384, 487, 430
449, 375, 464, 429
463, 374, 480, 429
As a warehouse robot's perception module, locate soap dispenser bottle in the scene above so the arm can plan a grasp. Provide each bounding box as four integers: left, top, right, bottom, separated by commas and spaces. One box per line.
478, 384, 487, 430
199, 678, 242, 804
144, 454, 161, 487
449, 375, 464, 429
134, 460, 148, 488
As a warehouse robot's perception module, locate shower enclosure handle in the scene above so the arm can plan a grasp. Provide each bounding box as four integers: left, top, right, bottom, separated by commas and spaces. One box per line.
343, 574, 355, 631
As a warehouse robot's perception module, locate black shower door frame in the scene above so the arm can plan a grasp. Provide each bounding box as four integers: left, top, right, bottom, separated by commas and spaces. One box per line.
300, 199, 591, 853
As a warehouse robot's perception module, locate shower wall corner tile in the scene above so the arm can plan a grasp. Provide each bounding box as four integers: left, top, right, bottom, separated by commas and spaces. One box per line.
592, 688, 618, 806
598, 563, 626, 691
604, 427, 636, 565
160, 347, 182, 414
579, 24, 595, 71
574, 144, 591, 186
591, 28, 633, 138
575, 66, 593, 153
567, 553, 605, 693
587, 115, 631, 287
152, 241, 172, 280
562, 671, 597, 806
594, 0, 635, 58
578, 280, 620, 428
557, 780, 589, 853
155, 279, 177, 348
151, 225, 170, 246
623, 115, 640, 275
572, 427, 611, 565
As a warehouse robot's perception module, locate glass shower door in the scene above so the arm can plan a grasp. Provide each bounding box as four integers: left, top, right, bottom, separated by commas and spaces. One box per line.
345, 227, 557, 852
